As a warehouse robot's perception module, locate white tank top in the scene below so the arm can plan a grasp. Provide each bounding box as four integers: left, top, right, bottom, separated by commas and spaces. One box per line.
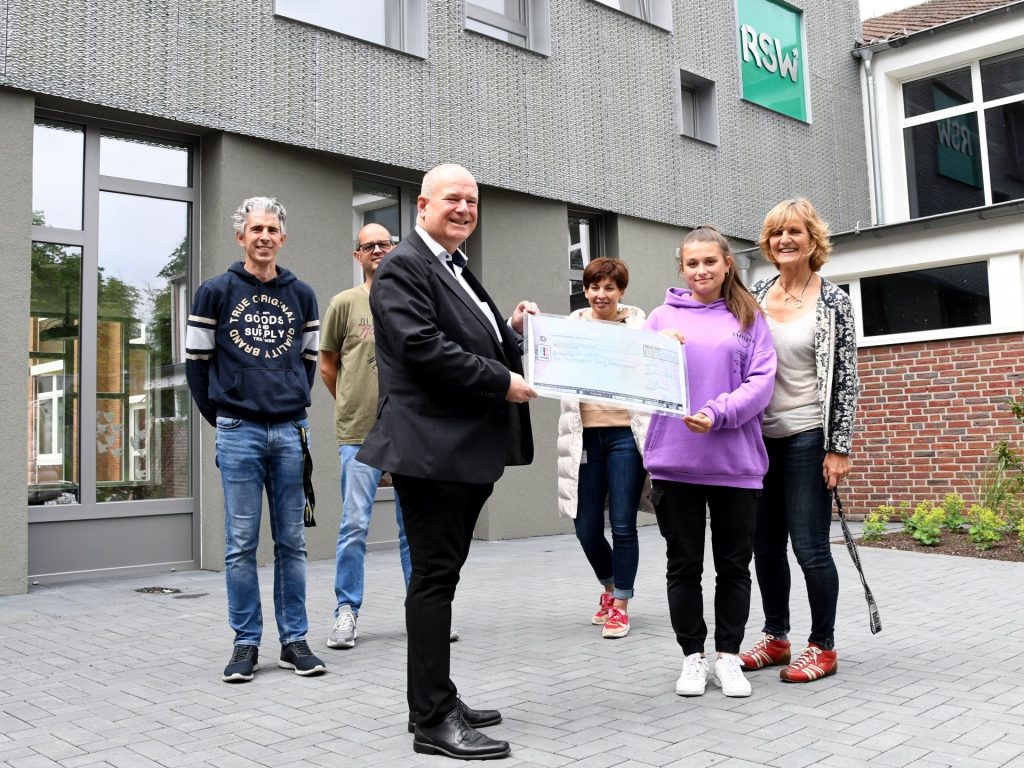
762, 307, 822, 438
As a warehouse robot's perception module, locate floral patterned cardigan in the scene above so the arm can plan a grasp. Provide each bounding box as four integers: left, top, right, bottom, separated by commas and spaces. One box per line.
750, 275, 859, 455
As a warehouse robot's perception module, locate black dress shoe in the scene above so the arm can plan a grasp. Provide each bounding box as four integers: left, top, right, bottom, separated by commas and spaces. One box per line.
413, 706, 510, 760
408, 697, 502, 733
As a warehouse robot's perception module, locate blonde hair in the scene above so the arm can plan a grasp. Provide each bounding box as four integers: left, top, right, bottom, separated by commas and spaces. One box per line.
758, 198, 832, 271
680, 226, 760, 330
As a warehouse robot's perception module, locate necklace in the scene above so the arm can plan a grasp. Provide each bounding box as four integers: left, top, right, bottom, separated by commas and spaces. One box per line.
779, 272, 814, 308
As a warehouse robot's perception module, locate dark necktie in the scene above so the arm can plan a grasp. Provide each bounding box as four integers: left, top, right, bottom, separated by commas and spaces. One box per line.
447, 251, 466, 273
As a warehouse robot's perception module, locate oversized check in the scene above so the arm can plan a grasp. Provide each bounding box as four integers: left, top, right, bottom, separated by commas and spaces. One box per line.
525, 313, 689, 415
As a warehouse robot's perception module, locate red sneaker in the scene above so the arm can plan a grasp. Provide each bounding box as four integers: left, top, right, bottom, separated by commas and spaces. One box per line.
741, 634, 794, 671
602, 607, 630, 638
780, 644, 838, 683
591, 592, 614, 625
738, 633, 791, 669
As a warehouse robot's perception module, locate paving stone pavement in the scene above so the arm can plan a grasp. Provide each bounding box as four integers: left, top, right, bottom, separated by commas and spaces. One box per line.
1, 522, 1023, 767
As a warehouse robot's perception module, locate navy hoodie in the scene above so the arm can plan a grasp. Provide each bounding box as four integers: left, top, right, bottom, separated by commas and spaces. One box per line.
185, 262, 320, 426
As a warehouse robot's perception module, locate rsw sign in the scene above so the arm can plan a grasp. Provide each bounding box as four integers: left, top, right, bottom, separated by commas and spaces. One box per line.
736, 0, 810, 123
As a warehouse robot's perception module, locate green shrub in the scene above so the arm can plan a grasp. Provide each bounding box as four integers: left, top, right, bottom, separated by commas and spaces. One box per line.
903, 502, 930, 536
941, 492, 965, 532
863, 508, 889, 542
1018, 518, 1024, 553
908, 504, 944, 546
967, 505, 1005, 551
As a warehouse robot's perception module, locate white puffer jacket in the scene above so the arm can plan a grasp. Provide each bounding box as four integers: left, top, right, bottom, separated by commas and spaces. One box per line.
556, 305, 652, 519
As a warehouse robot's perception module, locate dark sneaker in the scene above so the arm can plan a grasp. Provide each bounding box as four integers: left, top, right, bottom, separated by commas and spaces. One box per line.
223, 644, 259, 683
278, 639, 327, 676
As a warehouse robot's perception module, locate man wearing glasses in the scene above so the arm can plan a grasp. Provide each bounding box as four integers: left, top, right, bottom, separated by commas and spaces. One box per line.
320, 223, 413, 650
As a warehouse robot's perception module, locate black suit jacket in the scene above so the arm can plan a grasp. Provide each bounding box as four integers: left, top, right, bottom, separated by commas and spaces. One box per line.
358, 230, 533, 484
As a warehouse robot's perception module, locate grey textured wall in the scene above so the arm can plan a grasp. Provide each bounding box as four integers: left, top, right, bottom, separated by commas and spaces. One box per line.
0, 89, 33, 595
0, 0, 870, 241
197, 133, 353, 569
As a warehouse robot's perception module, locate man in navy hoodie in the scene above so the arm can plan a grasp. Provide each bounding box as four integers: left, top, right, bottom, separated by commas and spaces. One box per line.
186, 196, 326, 683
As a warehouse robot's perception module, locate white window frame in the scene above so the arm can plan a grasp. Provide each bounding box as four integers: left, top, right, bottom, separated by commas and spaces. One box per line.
588, 0, 672, 31
274, 0, 427, 58
32, 360, 65, 467
826, 253, 1023, 348
465, 0, 550, 56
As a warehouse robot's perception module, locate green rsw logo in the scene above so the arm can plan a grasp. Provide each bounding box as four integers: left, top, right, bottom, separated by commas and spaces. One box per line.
740, 24, 800, 83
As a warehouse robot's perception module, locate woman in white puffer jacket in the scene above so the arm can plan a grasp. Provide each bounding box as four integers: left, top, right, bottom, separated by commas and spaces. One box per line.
557, 257, 650, 639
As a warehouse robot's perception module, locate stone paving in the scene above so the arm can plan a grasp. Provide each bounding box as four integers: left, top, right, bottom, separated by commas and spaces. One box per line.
1, 522, 1023, 767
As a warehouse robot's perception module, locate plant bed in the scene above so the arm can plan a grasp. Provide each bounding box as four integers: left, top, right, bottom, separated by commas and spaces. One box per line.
855, 528, 1024, 563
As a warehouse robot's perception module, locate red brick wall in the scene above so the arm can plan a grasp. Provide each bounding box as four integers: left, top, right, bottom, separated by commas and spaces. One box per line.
845, 332, 1024, 517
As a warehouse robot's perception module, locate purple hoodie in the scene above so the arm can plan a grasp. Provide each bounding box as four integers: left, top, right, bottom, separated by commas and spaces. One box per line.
644, 288, 777, 489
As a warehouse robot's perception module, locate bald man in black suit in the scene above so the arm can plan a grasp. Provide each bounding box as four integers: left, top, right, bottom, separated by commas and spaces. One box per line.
359, 163, 537, 761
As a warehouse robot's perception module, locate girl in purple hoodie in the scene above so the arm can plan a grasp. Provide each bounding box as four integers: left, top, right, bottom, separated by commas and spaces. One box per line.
644, 226, 776, 700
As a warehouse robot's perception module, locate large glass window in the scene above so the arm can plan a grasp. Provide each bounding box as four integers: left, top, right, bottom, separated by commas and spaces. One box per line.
95, 193, 190, 501
32, 121, 84, 231
274, 0, 426, 57
902, 52, 1024, 218
860, 262, 990, 336
29, 117, 194, 510
29, 242, 82, 504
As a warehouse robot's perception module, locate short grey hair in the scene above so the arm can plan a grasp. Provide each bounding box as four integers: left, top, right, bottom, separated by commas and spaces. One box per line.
233, 196, 287, 235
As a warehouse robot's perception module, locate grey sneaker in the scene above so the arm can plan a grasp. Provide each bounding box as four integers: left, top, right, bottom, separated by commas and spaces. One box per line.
449, 628, 460, 643
278, 639, 327, 676
223, 644, 259, 683
327, 606, 357, 649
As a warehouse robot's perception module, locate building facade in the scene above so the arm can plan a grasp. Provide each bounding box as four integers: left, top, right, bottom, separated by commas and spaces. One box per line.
0, 0, 869, 594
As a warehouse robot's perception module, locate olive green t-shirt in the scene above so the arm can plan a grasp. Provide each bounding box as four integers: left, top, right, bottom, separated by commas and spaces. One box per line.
320, 285, 378, 445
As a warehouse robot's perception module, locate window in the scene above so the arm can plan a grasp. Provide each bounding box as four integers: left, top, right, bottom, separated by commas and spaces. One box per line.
465, 0, 550, 55
677, 70, 719, 145
589, 0, 671, 30
351, 176, 418, 286
568, 212, 605, 311
860, 262, 990, 336
29, 117, 195, 508
275, 0, 426, 57
902, 50, 1024, 218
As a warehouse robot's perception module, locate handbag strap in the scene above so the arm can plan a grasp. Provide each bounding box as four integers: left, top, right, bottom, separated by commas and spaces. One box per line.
834, 489, 882, 635
298, 425, 316, 528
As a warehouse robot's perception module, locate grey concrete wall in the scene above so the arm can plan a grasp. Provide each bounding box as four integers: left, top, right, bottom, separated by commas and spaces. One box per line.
197, 133, 354, 570
0, 88, 34, 595
469, 188, 574, 540
0, 0, 870, 242
610, 215, 688, 316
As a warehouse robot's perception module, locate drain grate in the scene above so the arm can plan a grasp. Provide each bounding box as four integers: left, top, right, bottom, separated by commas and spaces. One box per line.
135, 586, 182, 595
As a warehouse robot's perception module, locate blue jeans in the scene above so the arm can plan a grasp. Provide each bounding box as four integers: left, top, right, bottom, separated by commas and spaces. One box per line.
754, 428, 839, 650
334, 444, 412, 616
216, 417, 310, 647
573, 427, 645, 600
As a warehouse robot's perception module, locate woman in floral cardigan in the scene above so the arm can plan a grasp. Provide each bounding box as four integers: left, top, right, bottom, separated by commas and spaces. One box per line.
739, 199, 859, 683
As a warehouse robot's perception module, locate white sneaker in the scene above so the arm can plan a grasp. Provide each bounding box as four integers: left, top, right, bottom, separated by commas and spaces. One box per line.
327, 607, 357, 649
711, 654, 752, 697
675, 652, 709, 696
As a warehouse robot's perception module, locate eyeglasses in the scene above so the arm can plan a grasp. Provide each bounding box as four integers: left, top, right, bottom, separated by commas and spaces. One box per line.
356, 240, 395, 253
